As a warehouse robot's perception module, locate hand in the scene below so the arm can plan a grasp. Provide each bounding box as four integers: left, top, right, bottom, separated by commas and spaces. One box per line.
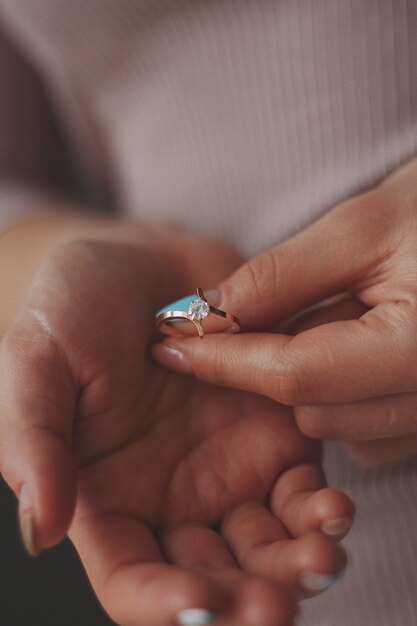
277, 293, 417, 466
152, 156, 417, 467
0, 227, 352, 626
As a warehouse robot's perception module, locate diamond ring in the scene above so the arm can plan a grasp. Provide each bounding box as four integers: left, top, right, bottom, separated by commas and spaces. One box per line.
154, 287, 240, 338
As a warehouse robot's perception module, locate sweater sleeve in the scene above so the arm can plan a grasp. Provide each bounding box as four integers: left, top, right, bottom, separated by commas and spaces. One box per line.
0, 21, 75, 229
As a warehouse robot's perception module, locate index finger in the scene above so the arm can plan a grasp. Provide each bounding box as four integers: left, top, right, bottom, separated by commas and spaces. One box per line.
153, 301, 416, 405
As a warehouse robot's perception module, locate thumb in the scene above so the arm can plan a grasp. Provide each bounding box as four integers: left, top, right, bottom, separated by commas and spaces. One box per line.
211, 186, 394, 330
0, 315, 77, 555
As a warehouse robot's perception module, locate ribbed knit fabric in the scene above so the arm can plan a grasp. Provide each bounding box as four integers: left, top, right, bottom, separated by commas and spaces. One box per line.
299, 443, 417, 625
0, 1, 416, 624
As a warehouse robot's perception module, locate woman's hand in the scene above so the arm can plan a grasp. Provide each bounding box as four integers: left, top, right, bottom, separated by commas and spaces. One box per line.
0, 224, 353, 626
153, 156, 417, 467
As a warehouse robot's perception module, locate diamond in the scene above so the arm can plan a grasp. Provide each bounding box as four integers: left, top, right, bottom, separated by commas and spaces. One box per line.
188, 297, 210, 321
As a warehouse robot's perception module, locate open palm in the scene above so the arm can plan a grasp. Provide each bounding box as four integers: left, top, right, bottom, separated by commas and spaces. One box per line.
0, 238, 352, 626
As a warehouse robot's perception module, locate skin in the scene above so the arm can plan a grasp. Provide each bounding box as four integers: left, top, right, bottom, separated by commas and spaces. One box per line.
0, 214, 354, 626
153, 156, 417, 468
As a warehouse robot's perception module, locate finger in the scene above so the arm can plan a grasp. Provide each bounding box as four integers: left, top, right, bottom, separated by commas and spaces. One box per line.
70, 512, 229, 625
0, 314, 77, 554
276, 293, 369, 334
344, 435, 417, 467
71, 512, 297, 626
208, 185, 396, 330
207, 569, 299, 626
153, 300, 415, 404
294, 391, 417, 441
161, 525, 299, 626
160, 522, 237, 569
220, 502, 347, 598
270, 462, 355, 540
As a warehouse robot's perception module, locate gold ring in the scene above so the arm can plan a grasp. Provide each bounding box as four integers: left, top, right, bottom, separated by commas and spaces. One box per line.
154, 287, 240, 338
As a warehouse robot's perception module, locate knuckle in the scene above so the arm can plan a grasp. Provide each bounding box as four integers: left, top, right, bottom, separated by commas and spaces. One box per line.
274, 365, 305, 405
240, 248, 283, 302
340, 188, 394, 245
397, 307, 417, 381
369, 302, 417, 388
271, 341, 320, 405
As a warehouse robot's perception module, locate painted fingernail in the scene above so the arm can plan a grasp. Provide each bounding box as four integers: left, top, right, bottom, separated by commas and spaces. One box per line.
176, 608, 220, 625
321, 516, 352, 537
154, 344, 193, 374
299, 571, 343, 593
18, 483, 39, 557
204, 289, 222, 308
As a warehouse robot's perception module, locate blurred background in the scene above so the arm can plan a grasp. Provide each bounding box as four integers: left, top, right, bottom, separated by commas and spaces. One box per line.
0, 479, 114, 626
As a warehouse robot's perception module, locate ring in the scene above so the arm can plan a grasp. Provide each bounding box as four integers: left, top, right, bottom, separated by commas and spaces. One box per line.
154, 287, 241, 338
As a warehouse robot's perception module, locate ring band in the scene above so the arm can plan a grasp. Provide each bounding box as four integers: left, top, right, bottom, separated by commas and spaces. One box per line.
154, 287, 240, 338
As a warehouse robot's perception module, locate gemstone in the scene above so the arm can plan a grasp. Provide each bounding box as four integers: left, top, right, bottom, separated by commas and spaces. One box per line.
188, 297, 210, 321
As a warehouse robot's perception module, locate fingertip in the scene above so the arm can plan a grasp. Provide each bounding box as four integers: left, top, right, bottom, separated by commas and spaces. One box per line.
104, 563, 228, 626
18, 484, 39, 556
151, 342, 194, 375
308, 488, 355, 540
299, 570, 343, 595
296, 531, 348, 578
36, 436, 77, 548
15, 431, 77, 552
320, 515, 353, 540
234, 577, 299, 626
240, 528, 348, 602
154, 332, 281, 398
272, 463, 355, 541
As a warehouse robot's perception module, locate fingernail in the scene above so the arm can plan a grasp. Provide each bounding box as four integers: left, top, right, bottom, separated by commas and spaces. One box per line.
299, 571, 343, 593
18, 484, 39, 557
204, 289, 222, 308
155, 344, 193, 374
321, 516, 352, 537
176, 608, 220, 625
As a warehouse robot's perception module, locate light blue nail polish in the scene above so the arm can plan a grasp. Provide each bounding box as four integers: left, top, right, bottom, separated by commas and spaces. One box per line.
176, 608, 220, 626
326, 572, 343, 588
300, 571, 343, 592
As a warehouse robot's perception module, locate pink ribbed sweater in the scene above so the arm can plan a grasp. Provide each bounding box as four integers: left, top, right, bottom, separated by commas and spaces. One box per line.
0, 1, 416, 624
